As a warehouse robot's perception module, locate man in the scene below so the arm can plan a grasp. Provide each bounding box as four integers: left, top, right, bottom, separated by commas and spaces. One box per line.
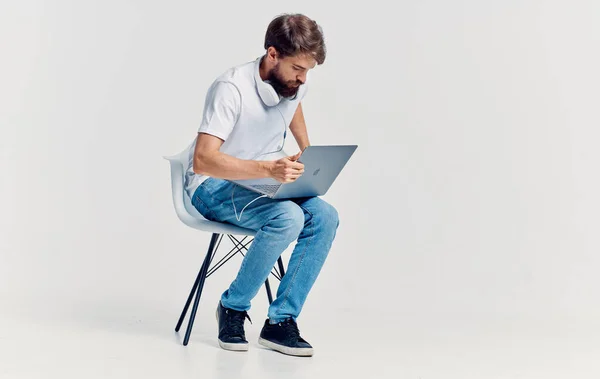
184, 13, 339, 357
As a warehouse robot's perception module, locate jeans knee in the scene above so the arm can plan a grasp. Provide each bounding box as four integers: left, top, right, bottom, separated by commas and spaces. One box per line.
313, 202, 339, 234
270, 203, 305, 240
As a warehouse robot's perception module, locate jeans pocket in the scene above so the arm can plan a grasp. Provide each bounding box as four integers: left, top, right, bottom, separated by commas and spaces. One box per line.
192, 195, 217, 221
200, 178, 235, 204
193, 177, 233, 221
200, 177, 228, 192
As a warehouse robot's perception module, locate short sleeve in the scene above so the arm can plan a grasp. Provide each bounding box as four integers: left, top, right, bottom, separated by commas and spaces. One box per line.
198, 81, 241, 141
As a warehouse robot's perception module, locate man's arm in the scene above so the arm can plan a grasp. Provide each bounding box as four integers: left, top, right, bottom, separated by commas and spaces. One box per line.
289, 102, 310, 151
193, 133, 273, 180
193, 133, 305, 183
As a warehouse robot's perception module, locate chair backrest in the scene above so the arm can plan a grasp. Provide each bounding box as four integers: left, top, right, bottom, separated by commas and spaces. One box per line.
164, 141, 257, 236
164, 141, 207, 226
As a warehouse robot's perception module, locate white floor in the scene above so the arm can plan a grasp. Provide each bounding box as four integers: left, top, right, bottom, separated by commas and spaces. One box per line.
1, 298, 599, 379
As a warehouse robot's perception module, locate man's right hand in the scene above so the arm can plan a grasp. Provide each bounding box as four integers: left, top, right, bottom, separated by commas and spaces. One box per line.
268, 151, 305, 183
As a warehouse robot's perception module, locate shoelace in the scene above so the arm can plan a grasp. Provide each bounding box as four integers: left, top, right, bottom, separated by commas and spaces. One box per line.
279, 319, 301, 341
226, 309, 252, 337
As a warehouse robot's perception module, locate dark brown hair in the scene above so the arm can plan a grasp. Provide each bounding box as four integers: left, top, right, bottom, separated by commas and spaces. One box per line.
264, 13, 326, 65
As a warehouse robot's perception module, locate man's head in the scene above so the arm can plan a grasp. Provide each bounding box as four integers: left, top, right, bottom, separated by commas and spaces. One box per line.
260, 14, 326, 98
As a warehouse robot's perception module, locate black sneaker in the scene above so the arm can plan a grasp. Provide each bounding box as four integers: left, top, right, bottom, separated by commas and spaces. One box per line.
258, 318, 314, 357
215, 301, 251, 351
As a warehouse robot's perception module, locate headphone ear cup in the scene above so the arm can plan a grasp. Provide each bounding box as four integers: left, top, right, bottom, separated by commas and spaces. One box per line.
257, 81, 280, 107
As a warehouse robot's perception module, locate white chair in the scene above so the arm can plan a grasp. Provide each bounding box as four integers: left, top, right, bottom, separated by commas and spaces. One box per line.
164, 144, 286, 346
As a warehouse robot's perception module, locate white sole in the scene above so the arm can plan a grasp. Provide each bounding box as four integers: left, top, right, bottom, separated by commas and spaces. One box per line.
215, 306, 249, 352
258, 337, 314, 357
218, 340, 249, 351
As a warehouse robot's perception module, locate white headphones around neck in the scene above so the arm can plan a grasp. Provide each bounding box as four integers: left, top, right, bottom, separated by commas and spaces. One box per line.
254, 56, 281, 107
257, 82, 281, 107
254, 55, 300, 107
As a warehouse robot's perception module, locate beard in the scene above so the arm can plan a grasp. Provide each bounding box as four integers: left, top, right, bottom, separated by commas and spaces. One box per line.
266, 63, 302, 98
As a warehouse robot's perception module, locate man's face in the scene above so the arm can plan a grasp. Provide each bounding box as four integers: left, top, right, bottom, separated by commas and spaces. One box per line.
267, 54, 316, 98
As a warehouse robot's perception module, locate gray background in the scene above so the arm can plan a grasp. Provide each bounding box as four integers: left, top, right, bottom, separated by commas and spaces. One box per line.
1, 1, 599, 378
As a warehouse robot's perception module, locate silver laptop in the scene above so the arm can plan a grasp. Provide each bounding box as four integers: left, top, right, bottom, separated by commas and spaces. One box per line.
231, 145, 357, 199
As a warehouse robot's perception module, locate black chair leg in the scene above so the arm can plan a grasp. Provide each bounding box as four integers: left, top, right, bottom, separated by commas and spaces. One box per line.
277, 256, 286, 277
175, 270, 201, 333
175, 233, 220, 346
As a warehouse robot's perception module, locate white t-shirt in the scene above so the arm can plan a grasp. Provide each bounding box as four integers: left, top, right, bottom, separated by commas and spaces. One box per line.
184, 56, 308, 198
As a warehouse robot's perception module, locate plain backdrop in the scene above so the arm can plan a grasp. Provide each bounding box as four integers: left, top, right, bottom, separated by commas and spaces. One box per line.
1, 0, 599, 378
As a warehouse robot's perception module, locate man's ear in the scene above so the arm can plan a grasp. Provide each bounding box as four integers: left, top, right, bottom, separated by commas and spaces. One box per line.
267, 46, 279, 62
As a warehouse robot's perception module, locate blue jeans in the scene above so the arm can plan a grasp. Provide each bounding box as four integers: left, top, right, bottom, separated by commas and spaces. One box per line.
191, 177, 339, 323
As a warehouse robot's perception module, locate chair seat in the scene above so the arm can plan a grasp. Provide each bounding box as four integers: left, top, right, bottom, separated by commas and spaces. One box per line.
181, 216, 256, 236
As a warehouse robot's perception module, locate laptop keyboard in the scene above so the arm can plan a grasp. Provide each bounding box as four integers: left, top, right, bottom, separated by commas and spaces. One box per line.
250, 184, 282, 195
